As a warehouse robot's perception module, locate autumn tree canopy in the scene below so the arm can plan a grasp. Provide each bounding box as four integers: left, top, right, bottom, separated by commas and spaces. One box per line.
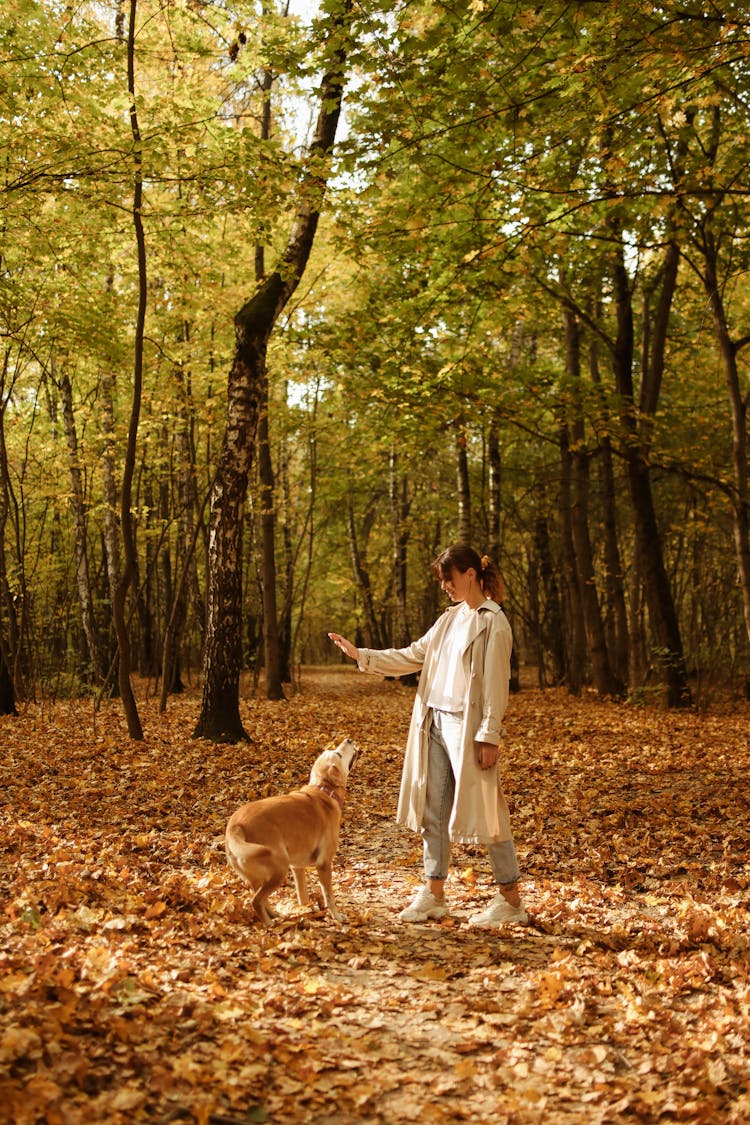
2, 0, 750, 724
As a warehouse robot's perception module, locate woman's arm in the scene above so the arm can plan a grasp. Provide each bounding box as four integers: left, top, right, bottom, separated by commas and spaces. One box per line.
474, 613, 513, 745
328, 633, 359, 661
329, 615, 445, 677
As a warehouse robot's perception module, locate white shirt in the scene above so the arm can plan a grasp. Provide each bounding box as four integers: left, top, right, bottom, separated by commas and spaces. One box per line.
425, 603, 474, 712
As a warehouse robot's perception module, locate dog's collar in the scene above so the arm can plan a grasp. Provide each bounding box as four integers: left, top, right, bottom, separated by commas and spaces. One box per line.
317, 783, 344, 809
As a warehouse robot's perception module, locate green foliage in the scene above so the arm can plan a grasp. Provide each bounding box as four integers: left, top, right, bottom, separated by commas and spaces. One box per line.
2, 0, 750, 697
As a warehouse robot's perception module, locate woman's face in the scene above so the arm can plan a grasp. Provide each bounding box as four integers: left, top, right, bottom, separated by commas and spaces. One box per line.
440, 566, 475, 603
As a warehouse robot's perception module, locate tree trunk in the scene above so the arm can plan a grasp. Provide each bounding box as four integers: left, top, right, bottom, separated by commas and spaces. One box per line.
345, 500, 384, 649
487, 416, 520, 690
288, 390, 319, 683
534, 514, 566, 686
0, 349, 21, 708
456, 428, 471, 543
526, 542, 543, 687
610, 233, 691, 706
170, 352, 204, 693
701, 231, 750, 657
558, 415, 586, 695
389, 450, 411, 647
564, 309, 622, 697
100, 369, 121, 697
110, 0, 146, 740
278, 442, 294, 684
58, 365, 107, 683
258, 371, 284, 699
0, 641, 15, 715
157, 420, 183, 694
138, 462, 158, 678
587, 322, 629, 689
255, 52, 285, 702
628, 544, 648, 690
193, 11, 350, 741
488, 415, 501, 561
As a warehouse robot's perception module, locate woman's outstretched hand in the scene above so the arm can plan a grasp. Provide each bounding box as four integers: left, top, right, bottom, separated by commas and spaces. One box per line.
328, 633, 360, 662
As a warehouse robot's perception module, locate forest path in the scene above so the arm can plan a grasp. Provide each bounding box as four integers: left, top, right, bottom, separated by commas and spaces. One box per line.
1, 668, 748, 1123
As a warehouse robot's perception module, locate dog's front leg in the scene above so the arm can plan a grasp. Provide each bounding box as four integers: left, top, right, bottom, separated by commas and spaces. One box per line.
316, 860, 342, 922
252, 889, 277, 927
291, 867, 309, 907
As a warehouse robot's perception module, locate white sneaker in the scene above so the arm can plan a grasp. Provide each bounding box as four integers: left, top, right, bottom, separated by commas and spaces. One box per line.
468, 892, 528, 928
398, 885, 450, 923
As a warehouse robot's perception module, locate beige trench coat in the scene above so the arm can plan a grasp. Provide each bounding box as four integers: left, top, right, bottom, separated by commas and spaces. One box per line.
357, 600, 514, 845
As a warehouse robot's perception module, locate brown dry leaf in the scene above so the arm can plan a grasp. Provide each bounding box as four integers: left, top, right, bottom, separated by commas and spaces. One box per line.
0, 669, 749, 1123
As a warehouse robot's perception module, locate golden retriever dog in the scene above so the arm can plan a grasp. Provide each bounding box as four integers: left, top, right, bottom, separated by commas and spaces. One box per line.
225, 739, 359, 926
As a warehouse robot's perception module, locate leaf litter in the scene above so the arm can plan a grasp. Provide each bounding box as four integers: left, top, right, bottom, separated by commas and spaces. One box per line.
0, 667, 749, 1124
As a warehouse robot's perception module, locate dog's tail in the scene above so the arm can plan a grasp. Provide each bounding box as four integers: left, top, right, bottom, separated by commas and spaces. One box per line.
225, 825, 274, 883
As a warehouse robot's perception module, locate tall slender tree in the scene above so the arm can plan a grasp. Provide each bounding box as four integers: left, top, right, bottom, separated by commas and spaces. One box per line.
109, 0, 148, 739
193, 3, 353, 741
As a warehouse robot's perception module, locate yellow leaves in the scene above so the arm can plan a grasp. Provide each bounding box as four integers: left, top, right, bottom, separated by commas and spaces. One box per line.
412, 961, 448, 982
144, 900, 168, 920
535, 949, 575, 1005
458, 1056, 481, 1079
81, 943, 119, 981
70, 904, 101, 930
537, 969, 568, 1004
19, 1074, 64, 1116
457, 864, 477, 885
300, 972, 328, 995
0, 1026, 43, 1062
107, 1086, 147, 1114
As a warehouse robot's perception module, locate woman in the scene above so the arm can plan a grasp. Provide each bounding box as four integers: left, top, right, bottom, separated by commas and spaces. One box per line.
328, 544, 526, 928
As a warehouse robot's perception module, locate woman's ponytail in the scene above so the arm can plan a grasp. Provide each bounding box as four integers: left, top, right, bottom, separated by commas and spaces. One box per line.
479, 554, 505, 604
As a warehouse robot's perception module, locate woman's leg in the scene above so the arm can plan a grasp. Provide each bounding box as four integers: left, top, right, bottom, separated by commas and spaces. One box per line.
487, 839, 522, 906
421, 712, 455, 896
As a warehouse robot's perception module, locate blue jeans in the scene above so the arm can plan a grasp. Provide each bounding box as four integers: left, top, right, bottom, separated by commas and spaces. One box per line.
421, 709, 520, 885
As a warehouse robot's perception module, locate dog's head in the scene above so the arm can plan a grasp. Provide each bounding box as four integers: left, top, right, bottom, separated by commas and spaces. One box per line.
309, 738, 359, 791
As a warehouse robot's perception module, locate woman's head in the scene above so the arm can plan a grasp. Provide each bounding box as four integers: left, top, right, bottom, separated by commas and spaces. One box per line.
432, 545, 505, 604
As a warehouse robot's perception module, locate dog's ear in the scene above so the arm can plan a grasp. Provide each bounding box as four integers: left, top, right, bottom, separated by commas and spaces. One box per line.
319, 761, 347, 789
310, 751, 348, 789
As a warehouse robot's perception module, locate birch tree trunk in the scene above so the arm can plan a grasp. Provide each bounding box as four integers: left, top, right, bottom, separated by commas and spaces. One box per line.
193, 9, 351, 741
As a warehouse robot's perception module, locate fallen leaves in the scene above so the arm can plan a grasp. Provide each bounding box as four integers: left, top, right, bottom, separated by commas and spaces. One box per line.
0, 668, 749, 1122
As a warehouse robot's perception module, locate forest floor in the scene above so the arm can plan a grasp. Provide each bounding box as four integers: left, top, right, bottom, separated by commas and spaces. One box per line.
1, 667, 749, 1124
